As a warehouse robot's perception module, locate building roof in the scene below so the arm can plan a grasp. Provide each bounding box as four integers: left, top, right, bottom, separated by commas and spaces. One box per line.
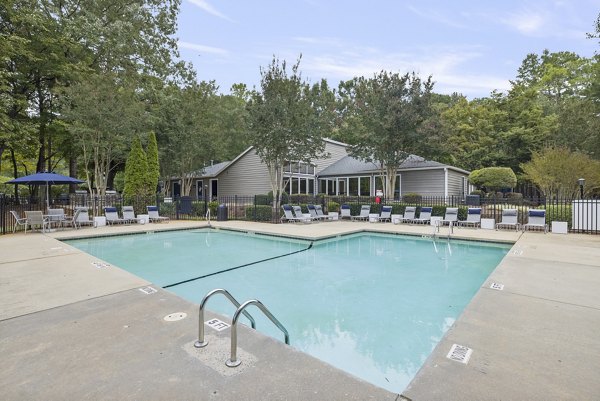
318, 154, 467, 176
190, 161, 230, 178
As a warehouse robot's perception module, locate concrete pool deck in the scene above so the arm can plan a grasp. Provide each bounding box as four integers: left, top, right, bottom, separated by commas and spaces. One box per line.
1, 220, 599, 400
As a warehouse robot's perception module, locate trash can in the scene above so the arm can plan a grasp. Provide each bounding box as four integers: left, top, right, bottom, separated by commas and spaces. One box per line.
179, 196, 193, 214
466, 195, 480, 206
217, 204, 228, 221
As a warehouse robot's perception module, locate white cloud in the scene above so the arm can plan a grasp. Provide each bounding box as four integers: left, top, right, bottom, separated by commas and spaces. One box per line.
501, 10, 546, 34
406, 4, 469, 29
178, 41, 229, 56
186, 0, 234, 22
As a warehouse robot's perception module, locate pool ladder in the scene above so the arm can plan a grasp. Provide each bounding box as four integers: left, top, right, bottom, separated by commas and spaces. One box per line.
194, 288, 289, 367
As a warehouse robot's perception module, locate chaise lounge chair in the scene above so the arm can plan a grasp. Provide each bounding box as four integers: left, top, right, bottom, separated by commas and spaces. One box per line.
351, 205, 371, 221
522, 209, 547, 233
496, 209, 520, 231
75, 207, 95, 227
400, 206, 416, 223
123, 206, 144, 224
458, 208, 481, 228
281, 204, 311, 223
374, 205, 392, 222
410, 207, 432, 224
315, 205, 334, 221
340, 204, 351, 220
147, 206, 170, 223
307, 204, 325, 221
441, 208, 458, 226
104, 207, 128, 225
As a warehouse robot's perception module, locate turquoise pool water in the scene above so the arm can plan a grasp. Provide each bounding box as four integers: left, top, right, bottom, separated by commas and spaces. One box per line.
67, 229, 510, 393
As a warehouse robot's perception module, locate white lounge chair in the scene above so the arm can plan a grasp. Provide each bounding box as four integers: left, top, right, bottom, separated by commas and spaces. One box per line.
351, 205, 371, 221
458, 208, 481, 228
10, 211, 28, 233
410, 207, 432, 224
75, 207, 94, 227
307, 204, 325, 221
315, 205, 334, 221
340, 204, 351, 220
522, 209, 547, 233
24, 211, 49, 233
375, 205, 392, 222
123, 206, 144, 224
147, 206, 169, 223
496, 209, 520, 231
293, 205, 315, 222
400, 206, 416, 223
281, 204, 311, 223
47, 208, 66, 229
104, 207, 128, 225
441, 208, 458, 226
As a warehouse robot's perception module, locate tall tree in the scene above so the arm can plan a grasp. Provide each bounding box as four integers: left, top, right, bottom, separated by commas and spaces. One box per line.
337, 71, 433, 199
124, 135, 149, 198
246, 56, 328, 207
146, 131, 160, 195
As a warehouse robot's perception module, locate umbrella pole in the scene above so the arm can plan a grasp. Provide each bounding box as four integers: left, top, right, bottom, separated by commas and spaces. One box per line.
46, 184, 50, 210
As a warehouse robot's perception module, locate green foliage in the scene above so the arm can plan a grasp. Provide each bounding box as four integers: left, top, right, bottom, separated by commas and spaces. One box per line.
255, 194, 272, 205
159, 202, 175, 216
505, 192, 523, 200
124, 136, 149, 198
402, 193, 422, 204
146, 131, 160, 194
545, 204, 572, 228
338, 71, 433, 199
521, 147, 600, 198
470, 190, 484, 196
208, 201, 219, 216
247, 56, 329, 206
246, 205, 274, 221
469, 167, 517, 191
327, 201, 339, 213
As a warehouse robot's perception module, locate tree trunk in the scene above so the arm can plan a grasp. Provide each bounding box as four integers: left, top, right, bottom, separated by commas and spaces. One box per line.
69, 156, 78, 193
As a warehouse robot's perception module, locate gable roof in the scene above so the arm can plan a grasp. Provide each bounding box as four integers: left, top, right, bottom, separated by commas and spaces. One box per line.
318, 155, 468, 176
190, 160, 231, 178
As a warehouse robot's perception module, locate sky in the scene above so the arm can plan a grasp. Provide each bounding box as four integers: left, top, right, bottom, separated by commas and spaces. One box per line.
176, 0, 599, 98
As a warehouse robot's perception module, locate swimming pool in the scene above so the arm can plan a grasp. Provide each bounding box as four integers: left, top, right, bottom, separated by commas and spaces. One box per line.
67, 229, 510, 393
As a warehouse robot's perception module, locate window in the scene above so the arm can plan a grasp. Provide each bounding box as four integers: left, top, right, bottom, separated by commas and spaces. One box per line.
300, 178, 307, 194
360, 177, 371, 196
338, 178, 347, 196
349, 177, 359, 196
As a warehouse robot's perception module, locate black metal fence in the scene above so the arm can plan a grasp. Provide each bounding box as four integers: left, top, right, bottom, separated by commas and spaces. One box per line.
1, 193, 598, 235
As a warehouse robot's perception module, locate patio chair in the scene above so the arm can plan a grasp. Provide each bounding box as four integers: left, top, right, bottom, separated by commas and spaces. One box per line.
24, 211, 49, 233
458, 208, 481, 228
62, 209, 82, 230
307, 204, 325, 221
47, 208, 66, 230
410, 207, 432, 224
10, 211, 28, 233
496, 209, 520, 231
122, 206, 144, 224
376, 205, 393, 222
293, 205, 315, 222
340, 204, 351, 220
351, 205, 371, 221
147, 206, 169, 223
441, 208, 459, 226
75, 207, 94, 227
522, 209, 547, 233
281, 204, 310, 223
400, 206, 416, 223
104, 207, 128, 225
315, 205, 334, 221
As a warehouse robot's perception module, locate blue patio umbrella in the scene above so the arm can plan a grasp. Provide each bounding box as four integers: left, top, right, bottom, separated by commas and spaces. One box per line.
7, 171, 85, 208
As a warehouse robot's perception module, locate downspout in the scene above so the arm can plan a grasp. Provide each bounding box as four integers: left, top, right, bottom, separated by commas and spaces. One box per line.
444, 168, 449, 203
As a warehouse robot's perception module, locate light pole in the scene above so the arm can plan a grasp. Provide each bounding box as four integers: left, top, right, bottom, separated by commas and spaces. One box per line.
204, 184, 208, 218
578, 178, 585, 200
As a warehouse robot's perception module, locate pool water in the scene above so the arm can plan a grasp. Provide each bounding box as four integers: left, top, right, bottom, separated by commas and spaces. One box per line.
67, 229, 510, 393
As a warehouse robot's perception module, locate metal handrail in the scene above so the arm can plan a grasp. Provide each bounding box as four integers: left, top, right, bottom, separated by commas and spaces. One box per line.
194, 289, 256, 348
226, 299, 289, 367
206, 208, 211, 225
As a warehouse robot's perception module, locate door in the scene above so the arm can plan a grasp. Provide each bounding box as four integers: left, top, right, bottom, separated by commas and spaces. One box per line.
196, 180, 204, 200
210, 179, 218, 200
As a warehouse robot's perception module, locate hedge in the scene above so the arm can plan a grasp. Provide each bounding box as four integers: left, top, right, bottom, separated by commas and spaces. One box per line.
245, 205, 274, 221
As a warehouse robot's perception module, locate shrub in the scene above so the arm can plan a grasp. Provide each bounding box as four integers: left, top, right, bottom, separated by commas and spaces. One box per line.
159, 202, 175, 216
505, 192, 523, 199
402, 192, 422, 204
327, 201, 340, 213
191, 201, 206, 216
208, 201, 219, 216
470, 190, 484, 197
245, 205, 274, 221
545, 204, 572, 229
469, 167, 517, 191
255, 194, 272, 205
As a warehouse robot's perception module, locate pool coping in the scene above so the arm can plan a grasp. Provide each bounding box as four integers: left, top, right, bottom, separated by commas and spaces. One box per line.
2, 220, 600, 400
